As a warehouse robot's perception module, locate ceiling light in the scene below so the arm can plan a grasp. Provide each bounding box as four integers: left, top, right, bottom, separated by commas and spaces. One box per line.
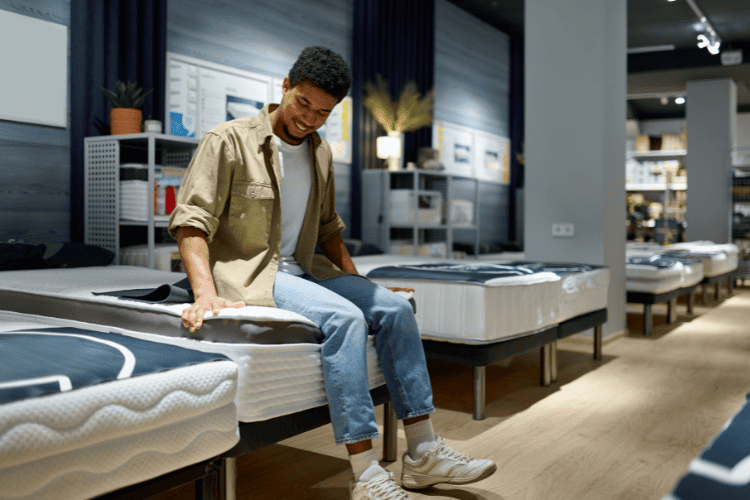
675, 97, 685, 104
661, 97, 669, 105
697, 34, 721, 55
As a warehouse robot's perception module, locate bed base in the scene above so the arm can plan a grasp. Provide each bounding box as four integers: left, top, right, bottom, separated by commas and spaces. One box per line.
700, 270, 736, 305
420, 308, 607, 421
99, 385, 394, 500
627, 285, 698, 336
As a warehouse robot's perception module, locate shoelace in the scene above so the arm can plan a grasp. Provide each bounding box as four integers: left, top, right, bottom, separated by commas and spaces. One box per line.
435, 439, 474, 464
365, 473, 410, 499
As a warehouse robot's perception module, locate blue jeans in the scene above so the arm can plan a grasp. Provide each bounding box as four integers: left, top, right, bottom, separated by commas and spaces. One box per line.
273, 272, 434, 445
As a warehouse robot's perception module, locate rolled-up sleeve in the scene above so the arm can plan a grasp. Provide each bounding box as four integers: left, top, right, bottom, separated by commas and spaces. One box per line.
317, 150, 347, 244
168, 132, 235, 243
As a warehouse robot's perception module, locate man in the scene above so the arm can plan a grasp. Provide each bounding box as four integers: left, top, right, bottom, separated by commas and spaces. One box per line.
168, 47, 496, 499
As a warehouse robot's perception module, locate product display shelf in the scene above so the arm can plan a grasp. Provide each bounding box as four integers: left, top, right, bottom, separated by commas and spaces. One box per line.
84, 132, 200, 268
362, 170, 481, 257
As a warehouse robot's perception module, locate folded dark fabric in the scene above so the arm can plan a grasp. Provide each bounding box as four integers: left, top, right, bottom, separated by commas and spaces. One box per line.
0, 243, 47, 271
0, 242, 114, 271
93, 277, 194, 303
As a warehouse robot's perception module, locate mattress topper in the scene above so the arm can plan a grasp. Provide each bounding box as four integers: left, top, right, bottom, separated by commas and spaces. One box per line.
0, 326, 230, 405
627, 255, 702, 269
497, 261, 608, 274
366, 262, 560, 286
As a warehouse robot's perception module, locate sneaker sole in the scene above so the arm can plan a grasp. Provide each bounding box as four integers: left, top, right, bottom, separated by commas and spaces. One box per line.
401, 463, 497, 489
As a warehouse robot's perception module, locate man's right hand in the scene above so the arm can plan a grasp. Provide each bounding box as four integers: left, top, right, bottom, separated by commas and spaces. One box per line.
182, 295, 245, 332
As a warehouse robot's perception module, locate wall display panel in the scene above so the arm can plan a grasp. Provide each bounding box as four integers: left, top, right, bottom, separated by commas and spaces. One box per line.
433, 122, 475, 178
474, 131, 510, 183
0, 10, 67, 128
433, 121, 509, 183
166, 52, 271, 139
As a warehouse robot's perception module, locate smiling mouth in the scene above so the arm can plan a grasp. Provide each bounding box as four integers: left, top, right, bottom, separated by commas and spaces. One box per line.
296, 122, 308, 132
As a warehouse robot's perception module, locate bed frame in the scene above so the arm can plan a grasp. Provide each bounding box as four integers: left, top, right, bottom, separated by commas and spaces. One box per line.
420, 308, 608, 420
627, 285, 698, 336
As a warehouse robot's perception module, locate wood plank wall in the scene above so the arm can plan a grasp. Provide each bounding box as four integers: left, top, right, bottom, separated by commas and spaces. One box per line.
435, 0, 512, 247
0, 0, 71, 243
167, 0, 354, 236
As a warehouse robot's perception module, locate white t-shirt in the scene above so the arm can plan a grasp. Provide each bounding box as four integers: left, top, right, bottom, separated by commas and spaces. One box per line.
274, 135, 313, 275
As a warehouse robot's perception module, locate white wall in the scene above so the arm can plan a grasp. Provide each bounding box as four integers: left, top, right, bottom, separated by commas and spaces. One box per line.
737, 113, 750, 149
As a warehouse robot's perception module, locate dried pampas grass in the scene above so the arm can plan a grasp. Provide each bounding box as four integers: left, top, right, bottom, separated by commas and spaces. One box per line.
363, 75, 434, 133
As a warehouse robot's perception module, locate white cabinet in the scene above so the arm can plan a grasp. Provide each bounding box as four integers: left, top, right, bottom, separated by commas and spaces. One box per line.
362, 170, 480, 257
84, 132, 199, 268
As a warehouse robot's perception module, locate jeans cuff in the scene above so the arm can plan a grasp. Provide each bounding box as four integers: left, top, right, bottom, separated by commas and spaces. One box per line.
337, 431, 381, 446
398, 407, 434, 420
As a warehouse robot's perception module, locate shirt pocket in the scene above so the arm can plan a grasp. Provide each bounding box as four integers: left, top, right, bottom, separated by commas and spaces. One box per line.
228, 181, 275, 246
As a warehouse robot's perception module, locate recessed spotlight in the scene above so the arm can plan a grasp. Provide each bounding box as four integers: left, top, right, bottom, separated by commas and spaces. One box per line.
675, 97, 685, 104
661, 97, 669, 105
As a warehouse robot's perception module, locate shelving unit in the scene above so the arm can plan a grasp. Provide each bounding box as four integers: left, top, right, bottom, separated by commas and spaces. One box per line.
84, 132, 200, 268
626, 148, 687, 243
732, 147, 750, 281
362, 170, 481, 257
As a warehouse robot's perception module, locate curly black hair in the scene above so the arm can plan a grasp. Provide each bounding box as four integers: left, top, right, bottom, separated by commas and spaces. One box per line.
288, 47, 352, 101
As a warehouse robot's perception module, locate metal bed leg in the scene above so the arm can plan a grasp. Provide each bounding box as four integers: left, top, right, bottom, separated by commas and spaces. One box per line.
687, 291, 695, 314
594, 324, 603, 360
715, 283, 720, 301
383, 400, 398, 462
702, 285, 708, 305
643, 304, 653, 336
221, 457, 237, 500
473, 366, 486, 421
727, 276, 733, 297
550, 341, 558, 383
667, 297, 677, 324
197, 467, 218, 500
540, 344, 552, 387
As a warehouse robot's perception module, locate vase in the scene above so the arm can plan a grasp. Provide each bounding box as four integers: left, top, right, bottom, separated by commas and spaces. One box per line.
110, 108, 143, 135
386, 130, 404, 171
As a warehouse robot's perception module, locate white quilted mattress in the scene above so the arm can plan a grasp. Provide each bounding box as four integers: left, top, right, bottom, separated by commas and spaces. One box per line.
0, 311, 239, 500
355, 256, 562, 344
626, 256, 704, 294
626, 242, 735, 277
0, 267, 385, 423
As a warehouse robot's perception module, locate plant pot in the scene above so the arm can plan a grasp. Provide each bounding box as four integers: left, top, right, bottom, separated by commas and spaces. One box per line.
110, 108, 142, 135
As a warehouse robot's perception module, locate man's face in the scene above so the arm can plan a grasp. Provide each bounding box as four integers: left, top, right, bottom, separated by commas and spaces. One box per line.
276, 77, 338, 145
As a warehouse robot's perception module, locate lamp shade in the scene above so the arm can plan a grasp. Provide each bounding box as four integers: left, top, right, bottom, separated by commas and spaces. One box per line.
376, 135, 401, 159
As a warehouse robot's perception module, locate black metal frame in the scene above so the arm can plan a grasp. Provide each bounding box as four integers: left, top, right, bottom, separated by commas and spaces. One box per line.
627, 285, 698, 336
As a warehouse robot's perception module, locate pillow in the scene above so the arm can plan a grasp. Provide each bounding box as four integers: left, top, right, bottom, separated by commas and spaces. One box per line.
0, 243, 48, 271
42, 242, 115, 268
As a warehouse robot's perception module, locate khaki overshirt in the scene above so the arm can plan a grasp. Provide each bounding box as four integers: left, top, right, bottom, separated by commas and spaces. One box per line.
168, 104, 350, 307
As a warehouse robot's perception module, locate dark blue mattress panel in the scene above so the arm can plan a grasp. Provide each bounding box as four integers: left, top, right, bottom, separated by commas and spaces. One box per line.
0, 327, 229, 405
367, 261, 606, 284
668, 393, 750, 500
627, 255, 701, 269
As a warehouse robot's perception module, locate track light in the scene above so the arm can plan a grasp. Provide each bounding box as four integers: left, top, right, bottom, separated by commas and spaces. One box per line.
697, 34, 721, 55
675, 97, 685, 105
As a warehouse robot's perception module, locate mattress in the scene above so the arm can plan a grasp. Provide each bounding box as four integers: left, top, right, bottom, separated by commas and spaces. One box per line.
364, 261, 562, 344
626, 242, 733, 278
497, 261, 609, 322
0, 266, 385, 423
665, 241, 739, 276
0, 311, 239, 500
626, 255, 704, 295
662, 393, 750, 500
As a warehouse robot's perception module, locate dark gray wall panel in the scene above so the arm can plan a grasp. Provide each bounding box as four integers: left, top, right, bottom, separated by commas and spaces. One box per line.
434, 0, 510, 137
0, 0, 71, 243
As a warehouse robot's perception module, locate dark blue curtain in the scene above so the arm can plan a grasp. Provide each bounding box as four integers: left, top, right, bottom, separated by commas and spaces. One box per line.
351, 0, 435, 239
508, 36, 524, 245
70, 0, 167, 242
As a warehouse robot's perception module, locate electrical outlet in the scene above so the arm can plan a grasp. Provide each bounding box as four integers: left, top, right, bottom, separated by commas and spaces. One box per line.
552, 223, 575, 238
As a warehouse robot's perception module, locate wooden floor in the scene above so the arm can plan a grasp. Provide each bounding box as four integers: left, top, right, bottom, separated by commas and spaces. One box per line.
155, 284, 750, 500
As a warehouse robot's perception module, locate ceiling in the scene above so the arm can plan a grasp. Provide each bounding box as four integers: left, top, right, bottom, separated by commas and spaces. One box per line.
445, 0, 750, 120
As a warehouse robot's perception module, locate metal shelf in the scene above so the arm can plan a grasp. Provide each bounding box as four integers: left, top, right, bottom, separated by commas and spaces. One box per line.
628, 150, 686, 160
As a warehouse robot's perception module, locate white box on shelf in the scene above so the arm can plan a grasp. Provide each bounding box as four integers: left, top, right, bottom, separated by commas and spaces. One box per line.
390, 190, 443, 225
449, 200, 474, 225
389, 241, 447, 258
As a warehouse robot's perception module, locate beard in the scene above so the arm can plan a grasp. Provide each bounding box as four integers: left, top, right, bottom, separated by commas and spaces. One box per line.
282, 122, 306, 143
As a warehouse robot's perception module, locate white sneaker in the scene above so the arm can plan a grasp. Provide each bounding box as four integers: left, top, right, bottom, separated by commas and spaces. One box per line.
401, 437, 497, 489
351, 471, 412, 499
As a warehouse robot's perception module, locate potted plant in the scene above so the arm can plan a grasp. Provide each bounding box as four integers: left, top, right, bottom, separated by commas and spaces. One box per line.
100, 80, 154, 135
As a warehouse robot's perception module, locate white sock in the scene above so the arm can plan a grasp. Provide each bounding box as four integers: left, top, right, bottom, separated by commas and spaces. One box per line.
349, 448, 383, 483
403, 418, 438, 460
